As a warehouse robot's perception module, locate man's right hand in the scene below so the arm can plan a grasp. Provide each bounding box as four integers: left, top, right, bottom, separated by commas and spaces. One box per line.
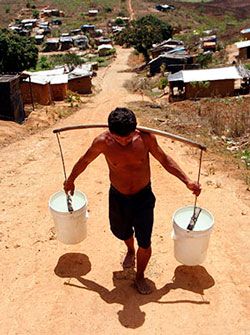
64, 178, 75, 196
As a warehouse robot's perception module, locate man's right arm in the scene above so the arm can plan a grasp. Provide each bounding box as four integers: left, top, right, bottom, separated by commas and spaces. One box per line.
64, 136, 104, 195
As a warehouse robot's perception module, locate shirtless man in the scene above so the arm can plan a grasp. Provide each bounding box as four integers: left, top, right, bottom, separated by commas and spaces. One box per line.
64, 107, 201, 294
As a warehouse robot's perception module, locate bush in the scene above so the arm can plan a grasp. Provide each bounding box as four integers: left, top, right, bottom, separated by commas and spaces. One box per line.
196, 52, 213, 68
0, 29, 38, 72
35, 56, 52, 70
115, 18, 124, 25
158, 77, 168, 89
116, 15, 172, 61
104, 6, 112, 13
241, 150, 250, 169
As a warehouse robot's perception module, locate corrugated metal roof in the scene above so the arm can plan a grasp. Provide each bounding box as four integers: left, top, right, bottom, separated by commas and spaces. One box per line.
59, 36, 73, 43
240, 28, 250, 34
168, 66, 242, 83
168, 71, 183, 82
68, 65, 92, 79
24, 68, 65, 77
46, 38, 59, 44
235, 40, 250, 49
149, 52, 191, 65
0, 74, 20, 82
98, 44, 113, 50
24, 74, 68, 85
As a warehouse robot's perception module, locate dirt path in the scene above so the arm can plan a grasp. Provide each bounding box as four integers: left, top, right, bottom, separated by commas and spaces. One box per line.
0, 46, 249, 334
128, 0, 135, 20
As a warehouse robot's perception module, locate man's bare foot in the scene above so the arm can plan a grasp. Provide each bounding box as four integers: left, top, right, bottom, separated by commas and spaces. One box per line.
122, 251, 135, 268
134, 278, 152, 295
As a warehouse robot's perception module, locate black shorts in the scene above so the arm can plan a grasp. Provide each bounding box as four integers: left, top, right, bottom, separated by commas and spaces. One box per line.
109, 183, 156, 249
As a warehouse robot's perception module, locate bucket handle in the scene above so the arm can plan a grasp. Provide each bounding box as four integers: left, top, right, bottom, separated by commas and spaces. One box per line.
187, 149, 203, 231
55, 132, 73, 212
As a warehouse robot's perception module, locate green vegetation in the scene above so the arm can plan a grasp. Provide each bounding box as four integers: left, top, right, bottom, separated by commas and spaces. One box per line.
34, 53, 84, 71
65, 91, 82, 108
158, 77, 168, 89
0, 29, 38, 72
241, 150, 250, 169
116, 15, 172, 61
174, 0, 212, 2
195, 52, 213, 68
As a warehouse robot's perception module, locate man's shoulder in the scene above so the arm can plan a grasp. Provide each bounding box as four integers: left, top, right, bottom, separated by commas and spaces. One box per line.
95, 130, 109, 140
93, 131, 112, 147
138, 130, 156, 142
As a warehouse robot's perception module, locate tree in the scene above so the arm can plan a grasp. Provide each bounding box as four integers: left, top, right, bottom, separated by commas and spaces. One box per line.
116, 15, 172, 61
0, 29, 38, 72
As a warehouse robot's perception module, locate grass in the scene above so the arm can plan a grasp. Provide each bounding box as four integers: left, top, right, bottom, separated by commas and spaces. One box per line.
174, 0, 213, 2
0, 0, 127, 29
127, 98, 250, 186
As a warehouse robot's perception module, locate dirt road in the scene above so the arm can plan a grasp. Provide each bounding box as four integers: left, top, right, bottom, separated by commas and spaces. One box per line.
0, 46, 249, 334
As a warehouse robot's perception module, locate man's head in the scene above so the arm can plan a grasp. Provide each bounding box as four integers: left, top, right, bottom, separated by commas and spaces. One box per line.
108, 107, 137, 137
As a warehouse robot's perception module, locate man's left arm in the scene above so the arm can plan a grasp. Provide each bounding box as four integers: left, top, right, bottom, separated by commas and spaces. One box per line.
144, 133, 201, 196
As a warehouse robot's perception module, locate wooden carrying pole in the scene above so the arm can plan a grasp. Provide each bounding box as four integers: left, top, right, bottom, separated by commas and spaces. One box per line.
53, 124, 206, 151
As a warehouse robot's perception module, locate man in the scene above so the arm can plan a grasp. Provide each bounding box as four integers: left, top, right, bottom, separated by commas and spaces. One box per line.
64, 107, 201, 294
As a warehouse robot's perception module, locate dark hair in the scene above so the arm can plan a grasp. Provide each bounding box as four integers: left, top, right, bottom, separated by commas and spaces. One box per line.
108, 107, 137, 136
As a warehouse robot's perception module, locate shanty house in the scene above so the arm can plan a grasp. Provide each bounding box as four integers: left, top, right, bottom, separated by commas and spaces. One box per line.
168, 66, 242, 100
200, 35, 217, 52
70, 29, 81, 36
155, 4, 175, 11
240, 28, 250, 40
51, 19, 62, 26
150, 39, 184, 58
98, 44, 114, 56
149, 52, 195, 75
35, 34, 45, 45
43, 38, 60, 52
235, 40, 250, 60
59, 36, 73, 51
68, 66, 93, 94
21, 68, 67, 105
21, 18, 37, 28
88, 9, 98, 17
80, 24, 96, 36
95, 37, 112, 46
41, 9, 53, 17
0, 74, 24, 122
72, 35, 89, 49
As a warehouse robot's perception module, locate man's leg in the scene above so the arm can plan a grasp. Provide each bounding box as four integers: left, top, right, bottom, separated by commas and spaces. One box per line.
123, 236, 135, 268
135, 246, 152, 294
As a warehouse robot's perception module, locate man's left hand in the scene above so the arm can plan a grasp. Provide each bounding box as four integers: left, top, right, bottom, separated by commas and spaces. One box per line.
186, 181, 201, 196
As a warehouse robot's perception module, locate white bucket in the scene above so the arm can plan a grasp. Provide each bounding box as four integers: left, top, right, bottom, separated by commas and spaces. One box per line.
172, 205, 214, 266
49, 190, 88, 245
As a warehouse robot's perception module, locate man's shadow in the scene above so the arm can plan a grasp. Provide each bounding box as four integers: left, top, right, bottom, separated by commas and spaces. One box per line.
54, 253, 215, 329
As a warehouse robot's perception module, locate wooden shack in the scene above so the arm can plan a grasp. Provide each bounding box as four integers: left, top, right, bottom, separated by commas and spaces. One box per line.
168, 66, 242, 100
240, 28, 250, 40
68, 67, 92, 94
20, 70, 68, 105
0, 74, 25, 122
235, 40, 250, 60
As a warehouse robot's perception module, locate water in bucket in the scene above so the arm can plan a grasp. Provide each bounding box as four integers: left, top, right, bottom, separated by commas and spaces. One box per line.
49, 190, 88, 244
172, 205, 214, 266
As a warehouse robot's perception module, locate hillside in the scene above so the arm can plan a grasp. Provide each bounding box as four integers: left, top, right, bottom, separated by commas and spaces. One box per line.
0, 43, 249, 335
0, 2, 249, 334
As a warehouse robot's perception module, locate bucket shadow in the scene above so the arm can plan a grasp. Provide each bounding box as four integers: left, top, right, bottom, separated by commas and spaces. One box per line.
169, 265, 215, 295
155, 265, 215, 306
54, 253, 91, 277
54, 254, 215, 329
